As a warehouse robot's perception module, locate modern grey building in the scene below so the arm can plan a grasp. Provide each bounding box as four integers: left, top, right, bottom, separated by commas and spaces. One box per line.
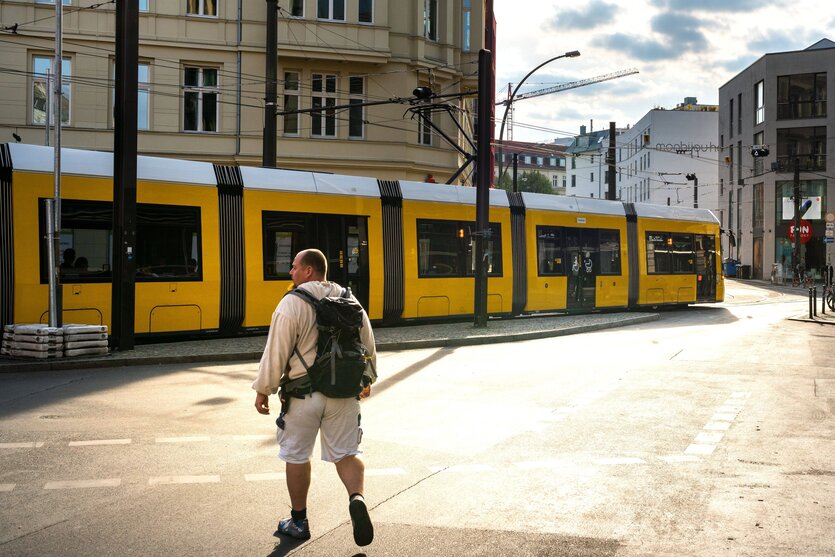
718, 39, 834, 280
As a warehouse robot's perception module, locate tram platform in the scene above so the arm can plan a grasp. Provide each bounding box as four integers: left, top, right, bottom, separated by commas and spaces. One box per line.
0, 311, 659, 373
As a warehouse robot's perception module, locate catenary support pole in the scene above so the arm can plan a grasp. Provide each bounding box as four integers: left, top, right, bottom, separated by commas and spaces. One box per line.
474, 49, 493, 328
51, 0, 63, 327
512, 152, 518, 192
793, 157, 801, 281
112, 0, 139, 350
263, 0, 277, 167
607, 121, 616, 200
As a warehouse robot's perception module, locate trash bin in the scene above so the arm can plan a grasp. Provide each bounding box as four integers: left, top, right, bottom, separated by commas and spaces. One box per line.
738, 264, 751, 279
724, 261, 737, 277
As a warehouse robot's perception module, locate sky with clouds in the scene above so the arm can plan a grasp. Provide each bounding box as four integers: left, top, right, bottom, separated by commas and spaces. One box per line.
493, 0, 835, 142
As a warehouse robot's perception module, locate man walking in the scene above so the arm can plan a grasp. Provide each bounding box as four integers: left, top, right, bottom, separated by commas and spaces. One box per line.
253, 248, 377, 546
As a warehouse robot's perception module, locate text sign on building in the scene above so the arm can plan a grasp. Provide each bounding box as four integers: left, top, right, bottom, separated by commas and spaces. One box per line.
788, 219, 812, 244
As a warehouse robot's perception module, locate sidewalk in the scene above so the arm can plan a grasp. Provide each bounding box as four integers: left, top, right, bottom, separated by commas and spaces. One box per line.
727, 277, 835, 326
0, 312, 659, 373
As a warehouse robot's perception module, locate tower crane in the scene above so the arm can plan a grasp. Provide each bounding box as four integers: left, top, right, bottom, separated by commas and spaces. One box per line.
502, 68, 639, 140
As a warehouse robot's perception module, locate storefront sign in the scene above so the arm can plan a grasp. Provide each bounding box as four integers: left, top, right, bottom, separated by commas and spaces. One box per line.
788, 219, 812, 244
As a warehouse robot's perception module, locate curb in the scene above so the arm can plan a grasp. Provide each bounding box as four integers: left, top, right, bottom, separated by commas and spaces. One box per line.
0, 313, 660, 373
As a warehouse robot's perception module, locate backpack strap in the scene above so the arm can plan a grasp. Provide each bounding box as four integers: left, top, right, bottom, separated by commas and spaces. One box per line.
288, 287, 320, 373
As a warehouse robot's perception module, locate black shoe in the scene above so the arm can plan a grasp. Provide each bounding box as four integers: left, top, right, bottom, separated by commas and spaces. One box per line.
349, 497, 374, 546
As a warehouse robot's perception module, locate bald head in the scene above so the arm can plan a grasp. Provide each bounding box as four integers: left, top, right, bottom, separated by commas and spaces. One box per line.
290, 249, 328, 286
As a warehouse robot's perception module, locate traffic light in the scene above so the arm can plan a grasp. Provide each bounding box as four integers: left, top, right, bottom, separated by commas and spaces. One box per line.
413, 86, 433, 101
751, 145, 770, 157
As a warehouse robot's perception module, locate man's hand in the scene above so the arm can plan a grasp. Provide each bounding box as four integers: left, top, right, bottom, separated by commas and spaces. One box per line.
255, 392, 270, 414
359, 385, 371, 399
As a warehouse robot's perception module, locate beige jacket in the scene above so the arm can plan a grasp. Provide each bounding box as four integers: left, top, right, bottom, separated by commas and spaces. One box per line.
252, 281, 377, 396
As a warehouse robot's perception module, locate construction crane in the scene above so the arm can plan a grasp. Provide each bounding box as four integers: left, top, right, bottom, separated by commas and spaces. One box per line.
502, 68, 639, 139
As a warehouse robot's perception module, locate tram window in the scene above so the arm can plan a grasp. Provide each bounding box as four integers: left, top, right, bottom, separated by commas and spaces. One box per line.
671, 233, 695, 273
263, 212, 308, 280
646, 232, 672, 274
417, 219, 502, 278
136, 204, 202, 281
598, 229, 621, 275
536, 226, 564, 276
39, 198, 113, 284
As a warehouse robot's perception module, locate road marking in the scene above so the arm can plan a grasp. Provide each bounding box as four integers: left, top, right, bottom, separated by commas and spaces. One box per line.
428, 464, 493, 474
365, 467, 407, 476
233, 435, 274, 441
695, 432, 725, 444
44, 479, 121, 490
148, 475, 220, 485
155, 436, 211, 444
711, 413, 737, 422
717, 405, 743, 414
69, 439, 132, 447
0, 484, 16, 492
0, 442, 44, 449
244, 472, 285, 482
658, 455, 700, 463
594, 457, 646, 465
685, 444, 716, 455
514, 460, 572, 470
704, 421, 731, 431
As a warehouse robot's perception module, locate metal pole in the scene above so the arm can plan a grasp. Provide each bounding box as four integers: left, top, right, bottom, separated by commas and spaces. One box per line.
51, 0, 63, 327
793, 157, 801, 283
45, 199, 57, 328
512, 152, 518, 192
607, 121, 616, 200
693, 176, 698, 208
263, 0, 278, 167
44, 69, 51, 147
112, 0, 139, 350
474, 49, 492, 328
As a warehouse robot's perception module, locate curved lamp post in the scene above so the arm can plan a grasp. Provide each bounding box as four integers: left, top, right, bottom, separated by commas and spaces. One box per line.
497, 50, 580, 189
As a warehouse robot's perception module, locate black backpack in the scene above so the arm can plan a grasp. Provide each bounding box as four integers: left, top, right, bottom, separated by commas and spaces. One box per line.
290, 287, 372, 398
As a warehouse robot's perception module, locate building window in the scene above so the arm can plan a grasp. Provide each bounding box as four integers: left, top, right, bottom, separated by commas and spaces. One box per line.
33, 56, 71, 125
753, 182, 764, 230
737, 141, 742, 183
424, 0, 437, 41
755, 80, 764, 124
417, 219, 502, 277
552, 175, 559, 189
183, 66, 219, 132
571, 175, 576, 188
358, 0, 372, 23
139, 0, 148, 10
776, 127, 826, 171
318, 0, 345, 21
753, 131, 764, 175
290, 0, 303, 17
418, 106, 432, 146
590, 172, 594, 182
111, 62, 150, 130
462, 0, 471, 51
311, 73, 337, 137
348, 76, 365, 139
777, 73, 827, 119
283, 71, 300, 136
186, 0, 216, 16
729, 98, 733, 137
737, 93, 742, 132
35, 0, 71, 4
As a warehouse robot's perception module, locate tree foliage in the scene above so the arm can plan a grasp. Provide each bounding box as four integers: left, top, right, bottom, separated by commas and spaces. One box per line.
494, 170, 554, 194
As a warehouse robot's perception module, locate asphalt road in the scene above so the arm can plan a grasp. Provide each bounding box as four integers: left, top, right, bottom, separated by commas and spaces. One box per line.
1, 283, 833, 556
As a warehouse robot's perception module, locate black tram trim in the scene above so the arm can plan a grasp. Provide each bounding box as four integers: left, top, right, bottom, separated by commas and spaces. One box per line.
213, 164, 245, 334
377, 180, 404, 323
624, 202, 639, 308
506, 190, 527, 315
0, 145, 13, 331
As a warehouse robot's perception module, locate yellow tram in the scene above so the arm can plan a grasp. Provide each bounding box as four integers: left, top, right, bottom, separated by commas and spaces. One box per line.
0, 144, 723, 338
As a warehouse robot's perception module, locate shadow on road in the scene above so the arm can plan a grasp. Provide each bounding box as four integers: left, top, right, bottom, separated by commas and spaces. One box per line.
372, 347, 456, 396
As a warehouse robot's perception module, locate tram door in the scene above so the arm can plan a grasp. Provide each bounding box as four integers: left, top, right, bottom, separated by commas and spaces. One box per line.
565, 228, 597, 309
695, 234, 717, 302
315, 216, 370, 311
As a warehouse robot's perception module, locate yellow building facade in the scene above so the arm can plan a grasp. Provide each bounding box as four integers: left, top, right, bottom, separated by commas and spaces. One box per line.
0, 0, 484, 181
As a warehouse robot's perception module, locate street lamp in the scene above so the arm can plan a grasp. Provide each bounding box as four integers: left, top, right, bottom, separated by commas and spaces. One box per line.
497, 50, 580, 188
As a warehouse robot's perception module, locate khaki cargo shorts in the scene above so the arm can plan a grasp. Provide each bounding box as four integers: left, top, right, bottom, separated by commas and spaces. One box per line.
277, 392, 362, 464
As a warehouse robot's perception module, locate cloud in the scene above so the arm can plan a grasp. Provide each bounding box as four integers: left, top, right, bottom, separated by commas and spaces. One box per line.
550, 1, 618, 30
649, 0, 763, 11
717, 55, 759, 73
749, 31, 813, 54
650, 12, 707, 49
593, 33, 678, 62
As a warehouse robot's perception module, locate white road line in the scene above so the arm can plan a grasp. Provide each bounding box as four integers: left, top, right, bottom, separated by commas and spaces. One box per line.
232, 435, 274, 441
244, 472, 285, 482
513, 460, 572, 470
711, 413, 737, 422
0, 442, 45, 449
148, 475, 220, 485
428, 464, 493, 474
68, 439, 131, 447
0, 484, 16, 492
685, 444, 716, 455
594, 457, 646, 465
365, 467, 407, 476
658, 455, 701, 463
703, 421, 731, 431
717, 405, 743, 413
695, 432, 725, 444
44, 479, 121, 490
155, 436, 211, 444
